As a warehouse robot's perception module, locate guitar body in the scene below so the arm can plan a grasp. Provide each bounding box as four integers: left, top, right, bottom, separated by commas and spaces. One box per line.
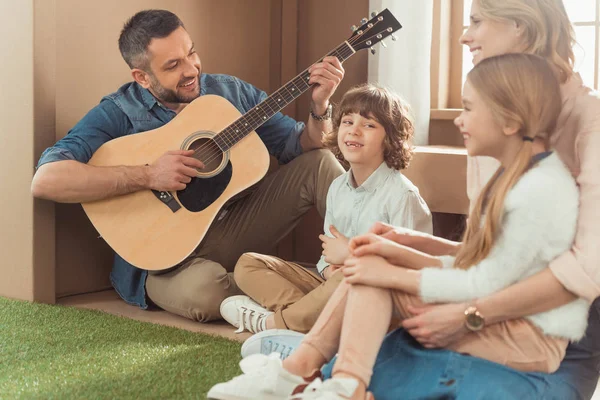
82, 95, 270, 270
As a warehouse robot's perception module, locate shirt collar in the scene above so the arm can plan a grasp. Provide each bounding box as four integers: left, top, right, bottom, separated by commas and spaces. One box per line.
139, 84, 160, 111
345, 162, 395, 192
531, 151, 552, 164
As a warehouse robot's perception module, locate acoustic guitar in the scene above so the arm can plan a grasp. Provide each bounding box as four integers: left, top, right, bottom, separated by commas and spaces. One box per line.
82, 9, 402, 270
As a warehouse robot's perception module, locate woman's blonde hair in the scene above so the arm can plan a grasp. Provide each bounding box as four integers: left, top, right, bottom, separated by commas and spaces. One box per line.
477, 0, 575, 81
453, 53, 562, 270
322, 84, 414, 170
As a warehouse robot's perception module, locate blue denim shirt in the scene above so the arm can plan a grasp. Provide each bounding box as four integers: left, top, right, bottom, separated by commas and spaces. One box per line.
36, 74, 305, 308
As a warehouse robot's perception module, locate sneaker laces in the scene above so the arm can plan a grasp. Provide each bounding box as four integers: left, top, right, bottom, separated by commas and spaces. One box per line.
235, 303, 270, 334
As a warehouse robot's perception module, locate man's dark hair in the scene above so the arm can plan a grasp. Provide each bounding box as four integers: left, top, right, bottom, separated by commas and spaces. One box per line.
118, 9, 185, 70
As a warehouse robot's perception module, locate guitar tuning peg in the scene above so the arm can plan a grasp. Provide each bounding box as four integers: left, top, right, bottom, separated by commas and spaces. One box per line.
370, 47, 376, 55
391, 34, 397, 41
370, 11, 378, 18
360, 18, 368, 24
351, 25, 358, 32
380, 41, 387, 48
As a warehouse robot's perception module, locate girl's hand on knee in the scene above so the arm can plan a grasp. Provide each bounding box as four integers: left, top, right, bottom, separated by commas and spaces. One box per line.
342, 255, 396, 288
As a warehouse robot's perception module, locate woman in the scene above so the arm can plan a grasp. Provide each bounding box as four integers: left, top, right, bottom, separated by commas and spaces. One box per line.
325, 0, 600, 399
209, 53, 588, 400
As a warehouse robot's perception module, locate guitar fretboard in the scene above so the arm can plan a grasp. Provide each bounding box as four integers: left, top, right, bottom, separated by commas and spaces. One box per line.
213, 41, 355, 151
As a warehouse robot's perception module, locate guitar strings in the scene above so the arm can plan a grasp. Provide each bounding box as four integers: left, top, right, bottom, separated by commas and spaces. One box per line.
185, 24, 388, 170
185, 30, 376, 165
187, 26, 380, 166
189, 23, 385, 165
190, 28, 387, 169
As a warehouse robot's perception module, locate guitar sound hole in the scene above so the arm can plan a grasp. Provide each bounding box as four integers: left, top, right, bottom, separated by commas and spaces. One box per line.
177, 161, 233, 212
189, 137, 224, 173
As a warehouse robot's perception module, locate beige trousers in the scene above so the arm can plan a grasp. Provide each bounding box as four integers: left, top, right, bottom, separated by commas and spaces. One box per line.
234, 252, 344, 333
302, 280, 568, 387
145, 149, 344, 322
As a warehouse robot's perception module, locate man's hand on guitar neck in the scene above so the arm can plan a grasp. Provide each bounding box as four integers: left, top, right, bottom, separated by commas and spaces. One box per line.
301, 56, 344, 151
308, 56, 344, 115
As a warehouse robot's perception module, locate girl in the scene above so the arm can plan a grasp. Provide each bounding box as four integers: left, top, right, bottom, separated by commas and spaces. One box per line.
208, 53, 589, 400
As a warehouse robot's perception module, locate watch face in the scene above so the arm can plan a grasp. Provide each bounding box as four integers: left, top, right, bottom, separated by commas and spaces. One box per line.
466, 312, 484, 330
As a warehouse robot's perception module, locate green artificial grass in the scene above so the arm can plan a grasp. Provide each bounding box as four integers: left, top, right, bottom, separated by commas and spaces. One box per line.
0, 297, 242, 399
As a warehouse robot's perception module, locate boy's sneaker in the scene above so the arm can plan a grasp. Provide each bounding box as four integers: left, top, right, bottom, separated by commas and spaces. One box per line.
220, 295, 273, 333
241, 329, 305, 360
288, 377, 361, 400
207, 353, 315, 400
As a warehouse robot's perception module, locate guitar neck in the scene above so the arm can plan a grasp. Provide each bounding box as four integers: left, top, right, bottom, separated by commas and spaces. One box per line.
213, 41, 356, 151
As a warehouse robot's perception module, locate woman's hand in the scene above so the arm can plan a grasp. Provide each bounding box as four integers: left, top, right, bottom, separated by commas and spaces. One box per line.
349, 233, 441, 269
369, 222, 430, 246
369, 222, 460, 256
342, 255, 398, 288
319, 225, 350, 266
402, 302, 470, 348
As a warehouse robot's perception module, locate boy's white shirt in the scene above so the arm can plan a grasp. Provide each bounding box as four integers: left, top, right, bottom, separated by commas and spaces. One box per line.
420, 153, 589, 341
316, 161, 432, 274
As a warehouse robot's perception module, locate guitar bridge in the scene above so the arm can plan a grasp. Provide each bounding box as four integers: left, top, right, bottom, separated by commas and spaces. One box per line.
152, 190, 181, 213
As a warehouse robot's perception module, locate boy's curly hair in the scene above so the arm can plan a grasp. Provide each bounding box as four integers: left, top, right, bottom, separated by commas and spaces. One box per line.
322, 84, 415, 171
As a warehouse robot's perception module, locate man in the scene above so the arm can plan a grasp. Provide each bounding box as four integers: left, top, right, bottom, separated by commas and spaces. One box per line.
31, 9, 345, 322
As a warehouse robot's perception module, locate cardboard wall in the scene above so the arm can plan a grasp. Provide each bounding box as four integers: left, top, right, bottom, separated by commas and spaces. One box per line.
2, 0, 466, 303
5, 0, 369, 301
0, 0, 38, 301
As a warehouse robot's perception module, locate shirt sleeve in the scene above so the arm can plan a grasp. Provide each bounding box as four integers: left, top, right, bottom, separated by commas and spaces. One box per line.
389, 190, 433, 234
36, 100, 132, 168
419, 189, 576, 303
549, 131, 600, 302
316, 184, 335, 275
238, 79, 305, 165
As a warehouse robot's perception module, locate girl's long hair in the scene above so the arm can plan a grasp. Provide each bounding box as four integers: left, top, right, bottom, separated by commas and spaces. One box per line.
453, 53, 562, 270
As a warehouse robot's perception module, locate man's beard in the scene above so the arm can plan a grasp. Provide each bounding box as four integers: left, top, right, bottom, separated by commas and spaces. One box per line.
148, 73, 201, 104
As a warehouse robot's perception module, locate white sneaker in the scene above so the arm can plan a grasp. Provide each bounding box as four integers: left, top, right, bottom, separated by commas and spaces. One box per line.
206, 353, 305, 400
288, 377, 360, 400
220, 295, 274, 333
242, 329, 305, 360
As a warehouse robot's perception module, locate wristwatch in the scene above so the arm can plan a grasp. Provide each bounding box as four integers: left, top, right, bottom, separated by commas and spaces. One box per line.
464, 305, 485, 331
310, 104, 333, 121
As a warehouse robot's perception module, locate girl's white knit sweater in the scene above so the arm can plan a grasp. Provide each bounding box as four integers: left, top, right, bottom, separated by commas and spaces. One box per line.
420, 153, 589, 341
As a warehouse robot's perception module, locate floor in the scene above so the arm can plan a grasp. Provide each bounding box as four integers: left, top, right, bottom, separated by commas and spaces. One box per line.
59, 290, 600, 398
57, 290, 250, 343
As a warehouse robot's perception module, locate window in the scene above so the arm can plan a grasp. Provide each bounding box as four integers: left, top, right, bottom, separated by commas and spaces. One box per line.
461, 0, 600, 90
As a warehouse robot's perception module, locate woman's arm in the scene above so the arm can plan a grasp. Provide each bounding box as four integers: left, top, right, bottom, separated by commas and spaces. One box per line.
546, 131, 600, 303
370, 221, 461, 256
402, 268, 577, 348
474, 268, 576, 324
349, 233, 443, 270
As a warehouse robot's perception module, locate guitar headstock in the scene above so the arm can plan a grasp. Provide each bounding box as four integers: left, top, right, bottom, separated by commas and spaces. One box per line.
347, 9, 401, 54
